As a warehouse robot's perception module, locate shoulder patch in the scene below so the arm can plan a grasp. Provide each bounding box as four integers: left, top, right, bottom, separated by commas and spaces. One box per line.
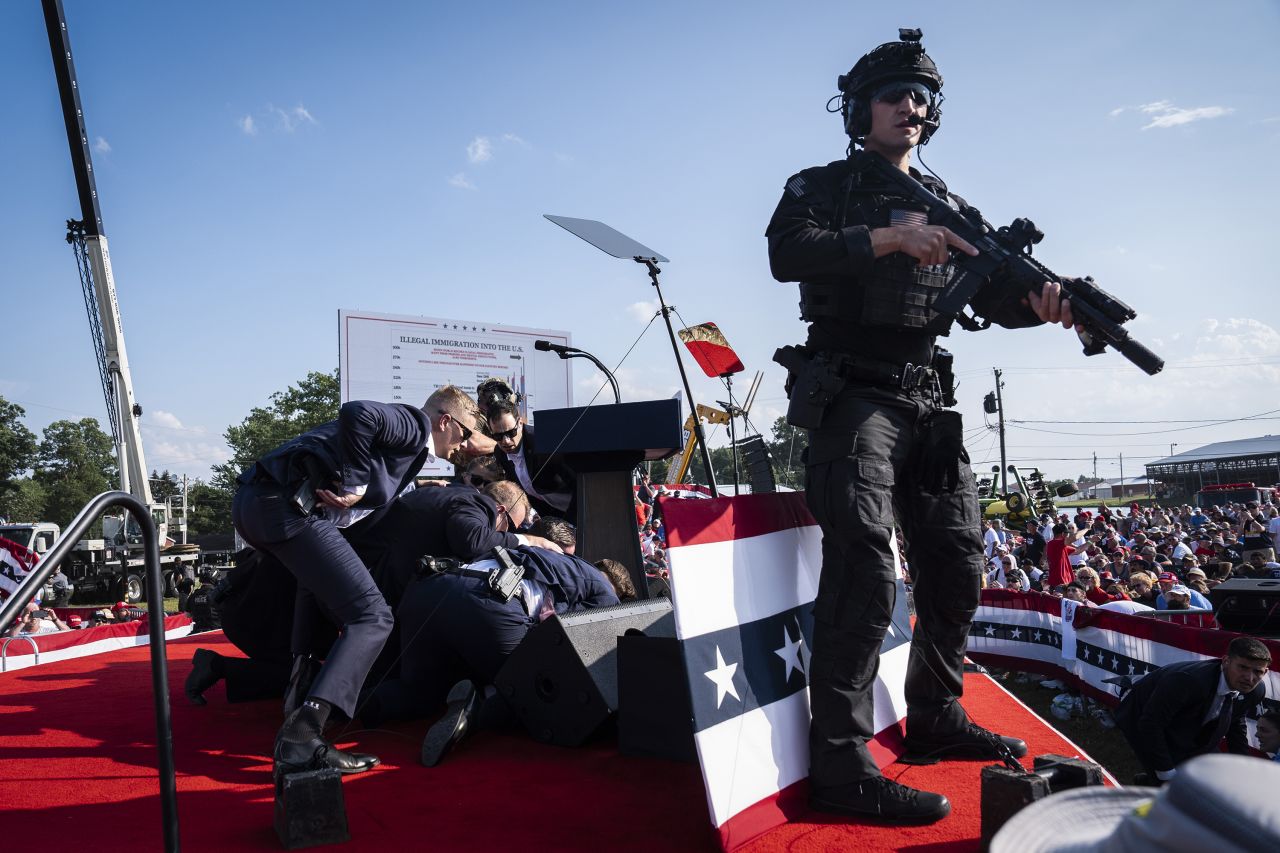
785, 176, 807, 197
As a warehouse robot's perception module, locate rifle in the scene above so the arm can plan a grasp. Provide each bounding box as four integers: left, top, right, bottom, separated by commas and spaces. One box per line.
858, 154, 1164, 375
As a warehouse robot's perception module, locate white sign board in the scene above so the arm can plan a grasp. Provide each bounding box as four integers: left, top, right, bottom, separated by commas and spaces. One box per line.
339, 310, 573, 473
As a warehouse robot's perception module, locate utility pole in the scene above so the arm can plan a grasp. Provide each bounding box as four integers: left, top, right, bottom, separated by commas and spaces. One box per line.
1119, 452, 1125, 501
993, 368, 1008, 497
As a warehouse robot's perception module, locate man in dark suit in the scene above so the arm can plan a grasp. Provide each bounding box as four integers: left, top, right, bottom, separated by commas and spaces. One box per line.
1115, 635, 1271, 784
487, 400, 576, 519
348, 480, 563, 612
231, 386, 477, 775
360, 482, 621, 762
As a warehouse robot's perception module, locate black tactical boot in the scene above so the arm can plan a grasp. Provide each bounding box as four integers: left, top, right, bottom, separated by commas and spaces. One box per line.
809, 775, 951, 824
902, 720, 1028, 764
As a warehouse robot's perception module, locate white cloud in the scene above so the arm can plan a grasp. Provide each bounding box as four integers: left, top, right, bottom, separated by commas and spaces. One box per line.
501, 133, 527, 146
1137, 101, 1233, 130
466, 136, 493, 163
93, 136, 111, 153
626, 300, 660, 323
148, 410, 184, 430
238, 115, 258, 136
137, 411, 231, 479
1109, 101, 1234, 130
447, 172, 476, 190
271, 104, 317, 132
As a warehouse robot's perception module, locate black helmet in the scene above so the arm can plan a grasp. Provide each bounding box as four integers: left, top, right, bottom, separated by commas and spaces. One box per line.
836, 28, 944, 144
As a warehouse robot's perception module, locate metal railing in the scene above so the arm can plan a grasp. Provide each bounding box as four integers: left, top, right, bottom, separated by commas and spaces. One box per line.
0, 491, 180, 851
1, 635, 40, 671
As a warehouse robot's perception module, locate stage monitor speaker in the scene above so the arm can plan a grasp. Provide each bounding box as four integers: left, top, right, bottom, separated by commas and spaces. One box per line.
734, 434, 777, 494
618, 634, 696, 762
1210, 578, 1280, 634
494, 598, 675, 747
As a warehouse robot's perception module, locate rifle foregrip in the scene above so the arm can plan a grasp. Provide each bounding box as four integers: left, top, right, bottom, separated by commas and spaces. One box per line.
1112, 336, 1164, 376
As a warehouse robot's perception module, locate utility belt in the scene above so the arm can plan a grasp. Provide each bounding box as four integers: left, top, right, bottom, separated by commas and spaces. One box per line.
417, 546, 524, 603
773, 344, 956, 429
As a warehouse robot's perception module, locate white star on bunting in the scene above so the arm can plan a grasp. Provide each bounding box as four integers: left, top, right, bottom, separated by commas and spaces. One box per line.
704, 646, 741, 709
775, 624, 805, 682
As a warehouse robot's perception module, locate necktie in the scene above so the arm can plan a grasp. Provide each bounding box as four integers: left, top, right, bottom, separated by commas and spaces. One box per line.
1205, 692, 1236, 752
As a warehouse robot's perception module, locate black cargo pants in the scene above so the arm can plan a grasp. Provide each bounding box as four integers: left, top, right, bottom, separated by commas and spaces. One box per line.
803, 384, 984, 786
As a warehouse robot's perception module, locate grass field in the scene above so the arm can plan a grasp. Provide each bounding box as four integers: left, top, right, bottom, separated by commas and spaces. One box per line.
984, 666, 1143, 783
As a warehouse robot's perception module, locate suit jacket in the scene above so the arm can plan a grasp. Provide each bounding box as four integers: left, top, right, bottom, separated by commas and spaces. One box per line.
1114, 658, 1264, 772
494, 423, 577, 518
348, 485, 520, 608
245, 400, 433, 513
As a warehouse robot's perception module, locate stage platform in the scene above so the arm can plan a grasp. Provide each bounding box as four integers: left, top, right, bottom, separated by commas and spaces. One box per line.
1, 632, 1111, 852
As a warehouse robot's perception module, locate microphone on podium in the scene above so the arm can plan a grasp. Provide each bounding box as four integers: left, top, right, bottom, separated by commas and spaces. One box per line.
533, 341, 620, 404
534, 340, 582, 356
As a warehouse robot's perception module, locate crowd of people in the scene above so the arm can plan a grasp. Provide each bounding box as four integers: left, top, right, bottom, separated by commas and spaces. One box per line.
4, 598, 146, 637
977, 497, 1280, 609
970, 496, 1280, 778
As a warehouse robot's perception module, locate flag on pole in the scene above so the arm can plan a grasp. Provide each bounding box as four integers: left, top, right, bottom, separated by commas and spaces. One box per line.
0, 536, 41, 601
678, 321, 745, 378
664, 493, 911, 851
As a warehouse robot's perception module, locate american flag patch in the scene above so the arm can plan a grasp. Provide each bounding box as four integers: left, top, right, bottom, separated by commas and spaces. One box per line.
890, 208, 928, 227
785, 176, 807, 197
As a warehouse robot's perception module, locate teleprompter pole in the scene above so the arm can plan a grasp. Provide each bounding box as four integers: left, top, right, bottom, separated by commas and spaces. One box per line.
640, 258, 719, 497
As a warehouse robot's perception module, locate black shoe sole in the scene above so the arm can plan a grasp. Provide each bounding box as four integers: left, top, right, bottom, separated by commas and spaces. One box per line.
421, 681, 477, 768
184, 648, 218, 706
901, 740, 1029, 762
808, 794, 950, 825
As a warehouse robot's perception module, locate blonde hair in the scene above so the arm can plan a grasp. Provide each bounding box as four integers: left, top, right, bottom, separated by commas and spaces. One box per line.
482, 480, 528, 513
424, 385, 478, 429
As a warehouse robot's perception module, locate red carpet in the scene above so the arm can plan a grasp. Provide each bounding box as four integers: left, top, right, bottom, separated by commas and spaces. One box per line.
0, 633, 1109, 851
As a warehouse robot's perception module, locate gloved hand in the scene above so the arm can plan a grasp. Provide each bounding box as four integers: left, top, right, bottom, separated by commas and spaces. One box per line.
919, 410, 969, 493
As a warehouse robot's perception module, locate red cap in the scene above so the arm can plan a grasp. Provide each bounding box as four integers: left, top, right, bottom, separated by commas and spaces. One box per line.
1099, 571, 1115, 581
113, 601, 129, 611
67, 615, 83, 626
1158, 572, 1177, 582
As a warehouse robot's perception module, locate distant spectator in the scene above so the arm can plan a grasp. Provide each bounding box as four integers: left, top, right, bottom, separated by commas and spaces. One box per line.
1045, 524, 1076, 588
1256, 710, 1280, 762
6, 601, 67, 636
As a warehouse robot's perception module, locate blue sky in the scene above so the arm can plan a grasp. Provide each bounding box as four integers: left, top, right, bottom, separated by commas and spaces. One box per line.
3, 1, 1278, 488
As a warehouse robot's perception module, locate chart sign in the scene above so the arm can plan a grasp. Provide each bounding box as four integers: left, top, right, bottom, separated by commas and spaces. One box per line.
340, 310, 573, 472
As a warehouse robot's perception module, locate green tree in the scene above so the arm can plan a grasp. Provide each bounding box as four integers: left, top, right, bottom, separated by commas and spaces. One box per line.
33, 418, 117, 527
0, 396, 38, 501
767, 416, 807, 490
150, 469, 181, 502
0, 478, 47, 522
211, 369, 340, 491
186, 480, 232, 537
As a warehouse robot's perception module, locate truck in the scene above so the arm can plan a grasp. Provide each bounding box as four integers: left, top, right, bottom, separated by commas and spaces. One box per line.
1194, 482, 1278, 509
0, 519, 200, 605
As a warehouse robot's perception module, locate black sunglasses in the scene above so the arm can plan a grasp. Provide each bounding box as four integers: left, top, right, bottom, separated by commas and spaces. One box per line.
439, 411, 472, 443
492, 425, 520, 441
871, 81, 932, 107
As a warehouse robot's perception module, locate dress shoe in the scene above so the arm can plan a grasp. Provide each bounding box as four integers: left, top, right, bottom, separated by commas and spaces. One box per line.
421, 680, 480, 767
184, 648, 222, 706
274, 732, 380, 776
809, 775, 950, 824
902, 721, 1028, 764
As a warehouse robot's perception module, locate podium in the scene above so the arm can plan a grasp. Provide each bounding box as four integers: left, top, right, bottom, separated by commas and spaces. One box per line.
533, 400, 683, 599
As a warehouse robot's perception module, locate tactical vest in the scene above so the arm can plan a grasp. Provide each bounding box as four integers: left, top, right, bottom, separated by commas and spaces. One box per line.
798, 159, 956, 334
